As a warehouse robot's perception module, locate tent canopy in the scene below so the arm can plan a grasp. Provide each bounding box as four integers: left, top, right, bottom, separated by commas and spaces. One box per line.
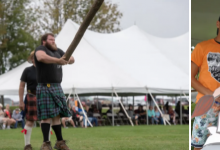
0, 20, 188, 95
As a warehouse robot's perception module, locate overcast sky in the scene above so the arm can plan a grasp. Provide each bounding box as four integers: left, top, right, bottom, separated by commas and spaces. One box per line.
110, 0, 189, 38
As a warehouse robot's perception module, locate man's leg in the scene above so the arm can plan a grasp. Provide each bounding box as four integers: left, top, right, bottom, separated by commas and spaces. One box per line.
23, 120, 34, 148
61, 118, 67, 128
14, 120, 18, 128
41, 118, 51, 142
52, 115, 63, 141
69, 119, 76, 127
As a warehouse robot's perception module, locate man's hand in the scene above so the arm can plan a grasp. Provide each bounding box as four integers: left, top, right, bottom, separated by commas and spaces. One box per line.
57, 56, 68, 65
19, 101, 25, 111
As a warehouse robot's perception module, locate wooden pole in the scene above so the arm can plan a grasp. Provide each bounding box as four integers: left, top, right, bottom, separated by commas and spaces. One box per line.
64, 0, 104, 61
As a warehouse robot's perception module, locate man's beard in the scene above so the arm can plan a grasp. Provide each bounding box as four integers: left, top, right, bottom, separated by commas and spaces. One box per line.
45, 42, 57, 51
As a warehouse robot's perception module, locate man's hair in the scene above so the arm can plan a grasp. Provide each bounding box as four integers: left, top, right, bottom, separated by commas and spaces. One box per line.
41, 33, 55, 45
217, 17, 220, 35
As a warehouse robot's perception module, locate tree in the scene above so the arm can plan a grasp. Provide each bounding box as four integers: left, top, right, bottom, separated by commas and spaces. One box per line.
39, 0, 123, 35
0, 0, 38, 74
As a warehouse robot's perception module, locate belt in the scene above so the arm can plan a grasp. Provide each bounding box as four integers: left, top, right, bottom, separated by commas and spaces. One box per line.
38, 83, 60, 88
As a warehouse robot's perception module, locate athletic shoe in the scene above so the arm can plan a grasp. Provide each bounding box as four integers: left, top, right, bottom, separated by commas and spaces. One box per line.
40, 141, 53, 150
24, 144, 32, 150
54, 140, 72, 150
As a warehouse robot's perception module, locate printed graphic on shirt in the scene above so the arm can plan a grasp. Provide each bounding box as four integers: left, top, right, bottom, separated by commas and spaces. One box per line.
207, 52, 220, 82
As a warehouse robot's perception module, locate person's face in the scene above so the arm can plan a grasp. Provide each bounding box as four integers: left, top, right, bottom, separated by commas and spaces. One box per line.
44, 35, 57, 51
16, 110, 19, 114
150, 106, 153, 110
6, 105, 9, 109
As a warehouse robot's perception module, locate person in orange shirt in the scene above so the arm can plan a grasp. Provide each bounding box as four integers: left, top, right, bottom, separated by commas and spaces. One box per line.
191, 17, 220, 150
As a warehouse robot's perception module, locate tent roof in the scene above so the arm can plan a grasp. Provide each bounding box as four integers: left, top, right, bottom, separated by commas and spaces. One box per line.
66, 20, 188, 91
0, 20, 188, 95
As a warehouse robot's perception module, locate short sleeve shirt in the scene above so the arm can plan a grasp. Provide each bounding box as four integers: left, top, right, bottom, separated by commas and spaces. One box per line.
191, 39, 220, 103
34, 45, 65, 83
20, 65, 37, 90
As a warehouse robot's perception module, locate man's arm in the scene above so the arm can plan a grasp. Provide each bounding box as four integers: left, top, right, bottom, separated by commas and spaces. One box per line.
35, 51, 67, 65
19, 81, 25, 111
191, 61, 213, 95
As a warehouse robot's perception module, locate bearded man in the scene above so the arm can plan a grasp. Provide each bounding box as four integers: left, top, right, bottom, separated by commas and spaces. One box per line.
34, 33, 74, 150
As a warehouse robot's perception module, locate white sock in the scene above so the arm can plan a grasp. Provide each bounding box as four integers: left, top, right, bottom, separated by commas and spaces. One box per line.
48, 127, 52, 141
7, 125, 10, 129
24, 125, 32, 146
2, 124, 6, 129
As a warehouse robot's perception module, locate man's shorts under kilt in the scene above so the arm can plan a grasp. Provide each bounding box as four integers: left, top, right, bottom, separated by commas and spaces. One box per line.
36, 83, 71, 120
24, 93, 38, 121
191, 99, 220, 148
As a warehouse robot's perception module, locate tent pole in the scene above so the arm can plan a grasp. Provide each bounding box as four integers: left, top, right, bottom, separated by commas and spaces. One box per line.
146, 94, 148, 125
74, 90, 93, 127
111, 90, 114, 126
146, 87, 171, 125
66, 89, 73, 102
113, 88, 134, 126
132, 96, 134, 112
180, 92, 182, 125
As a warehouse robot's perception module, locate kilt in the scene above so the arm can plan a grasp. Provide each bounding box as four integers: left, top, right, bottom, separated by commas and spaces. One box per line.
24, 93, 38, 121
36, 83, 71, 120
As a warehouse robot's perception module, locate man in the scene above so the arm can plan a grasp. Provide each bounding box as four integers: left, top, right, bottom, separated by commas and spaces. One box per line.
12, 108, 24, 129
19, 51, 43, 150
35, 33, 74, 150
191, 17, 220, 150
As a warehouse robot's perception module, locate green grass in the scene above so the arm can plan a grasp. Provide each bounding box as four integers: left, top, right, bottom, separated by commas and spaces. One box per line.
0, 125, 189, 150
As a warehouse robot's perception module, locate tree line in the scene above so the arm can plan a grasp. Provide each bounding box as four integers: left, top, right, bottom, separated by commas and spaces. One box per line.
0, 0, 122, 75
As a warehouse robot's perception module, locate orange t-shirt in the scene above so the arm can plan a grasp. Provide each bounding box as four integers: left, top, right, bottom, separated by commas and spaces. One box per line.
192, 39, 220, 103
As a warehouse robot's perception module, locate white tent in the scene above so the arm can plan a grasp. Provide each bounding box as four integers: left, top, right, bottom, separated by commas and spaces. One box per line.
62, 20, 188, 93
0, 19, 188, 95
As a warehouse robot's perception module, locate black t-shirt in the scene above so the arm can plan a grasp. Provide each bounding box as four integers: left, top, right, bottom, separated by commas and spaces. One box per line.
20, 65, 37, 90
34, 45, 65, 83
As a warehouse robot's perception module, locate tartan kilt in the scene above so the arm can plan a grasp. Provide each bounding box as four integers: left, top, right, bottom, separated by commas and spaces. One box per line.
24, 94, 38, 121
36, 83, 71, 120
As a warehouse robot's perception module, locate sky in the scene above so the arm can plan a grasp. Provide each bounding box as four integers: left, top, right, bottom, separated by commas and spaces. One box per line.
110, 0, 189, 38
4, 0, 189, 102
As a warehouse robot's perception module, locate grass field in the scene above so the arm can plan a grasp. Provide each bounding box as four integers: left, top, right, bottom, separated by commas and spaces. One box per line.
0, 125, 189, 150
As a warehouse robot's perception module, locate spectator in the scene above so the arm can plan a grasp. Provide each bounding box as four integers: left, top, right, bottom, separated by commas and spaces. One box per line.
168, 106, 176, 125
94, 100, 102, 114
0, 103, 14, 129
106, 105, 112, 114
4, 104, 16, 128
12, 108, 25, 129
71, 106, 83, 127
162, 105, 168, 114
61, 116, 76, 128
127, 104, 138, 125
154, 107, 163, 125
135, 105, 146, 121
68, 97, 75, 109
85, 105, 98, 126
118, 104, 126, 115
148, 106, 159, 124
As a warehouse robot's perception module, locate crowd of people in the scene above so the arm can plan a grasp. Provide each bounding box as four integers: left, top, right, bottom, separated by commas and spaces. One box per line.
0, 99, 189, 130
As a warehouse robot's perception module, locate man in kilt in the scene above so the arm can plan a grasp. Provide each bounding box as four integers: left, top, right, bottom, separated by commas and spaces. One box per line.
34, 33, 74, 150
19, 51, 38, 150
